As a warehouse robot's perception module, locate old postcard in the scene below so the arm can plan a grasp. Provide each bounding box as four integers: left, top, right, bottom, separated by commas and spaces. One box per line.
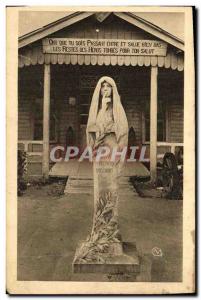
6, 6, 195, 294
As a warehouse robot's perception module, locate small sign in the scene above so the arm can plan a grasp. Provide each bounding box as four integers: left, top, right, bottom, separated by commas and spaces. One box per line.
42, 38, 167, 56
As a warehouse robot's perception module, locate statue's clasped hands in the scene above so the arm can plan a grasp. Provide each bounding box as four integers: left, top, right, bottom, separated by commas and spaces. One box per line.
102, 91, 111, 109
95, 92, 111, 138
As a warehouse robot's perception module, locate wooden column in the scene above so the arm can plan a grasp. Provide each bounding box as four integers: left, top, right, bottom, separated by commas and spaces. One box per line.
42, 64, 51, 179
150, 66, 158, 182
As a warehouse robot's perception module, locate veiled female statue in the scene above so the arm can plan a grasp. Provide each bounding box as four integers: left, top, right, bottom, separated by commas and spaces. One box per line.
73, 76, 129, 267
86, 76, 128, 151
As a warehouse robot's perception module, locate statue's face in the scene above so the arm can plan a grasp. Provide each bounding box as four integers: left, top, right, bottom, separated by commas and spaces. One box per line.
101, 82, 112, 97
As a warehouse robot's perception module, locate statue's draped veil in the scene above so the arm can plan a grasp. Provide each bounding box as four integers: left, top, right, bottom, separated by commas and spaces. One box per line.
86, 76, 128, 148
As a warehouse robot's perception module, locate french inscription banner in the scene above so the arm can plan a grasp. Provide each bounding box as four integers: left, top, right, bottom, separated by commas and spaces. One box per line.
42, 38, 167, 56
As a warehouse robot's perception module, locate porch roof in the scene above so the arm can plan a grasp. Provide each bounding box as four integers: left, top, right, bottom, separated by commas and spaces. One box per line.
19, 12, 184, 51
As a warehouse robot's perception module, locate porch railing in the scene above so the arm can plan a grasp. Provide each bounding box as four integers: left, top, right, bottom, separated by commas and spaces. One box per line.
157, 142, 183, 156
143, 142, 183, 159
18, 140, 43, 156
18, 140, 183, 160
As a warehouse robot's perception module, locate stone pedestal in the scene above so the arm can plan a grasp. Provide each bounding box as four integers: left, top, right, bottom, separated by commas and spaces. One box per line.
72, 159, 141, 277
73, 241, 140, 276
72, 88, 140, 278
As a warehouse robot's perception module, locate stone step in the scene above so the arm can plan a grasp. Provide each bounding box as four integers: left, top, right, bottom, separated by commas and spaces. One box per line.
65, 189, 136, 195
64, 176, 136, 195
66, 180, 134, 189
67, 179, 93, 187
66, 184, 134, 190
67, 178, 133, 185
65, 188, 93, 194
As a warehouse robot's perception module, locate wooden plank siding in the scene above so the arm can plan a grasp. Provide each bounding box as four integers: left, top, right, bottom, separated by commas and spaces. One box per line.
18, 65, 44, 140
18, 97, 33, 140
158, 68, 184, 143
59, 105, 80, 147
18, 14, 184, 71
168, 104, 183, 142
126, 106, 143, 144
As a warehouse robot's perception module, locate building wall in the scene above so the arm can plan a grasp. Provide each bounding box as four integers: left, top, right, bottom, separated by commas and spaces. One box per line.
18, 65, 184, 146
168, 103, 183, 143
18, 65, 44, 141
158, 69, 184, 143
121, 68, 150, 144
59, 99, 80, 146
18, 97, 33, 140
18, 66, 184, 179
18, 14, 183, 148
125, 103, 142, 144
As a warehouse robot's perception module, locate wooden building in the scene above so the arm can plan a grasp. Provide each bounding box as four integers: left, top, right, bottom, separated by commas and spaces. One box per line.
18, 12, 184, 181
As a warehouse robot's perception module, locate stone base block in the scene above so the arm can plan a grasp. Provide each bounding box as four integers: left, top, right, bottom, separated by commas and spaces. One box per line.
72, 241, 140, 275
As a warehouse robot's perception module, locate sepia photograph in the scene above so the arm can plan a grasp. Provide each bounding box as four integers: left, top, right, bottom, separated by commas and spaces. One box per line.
6, 5, 195, 294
